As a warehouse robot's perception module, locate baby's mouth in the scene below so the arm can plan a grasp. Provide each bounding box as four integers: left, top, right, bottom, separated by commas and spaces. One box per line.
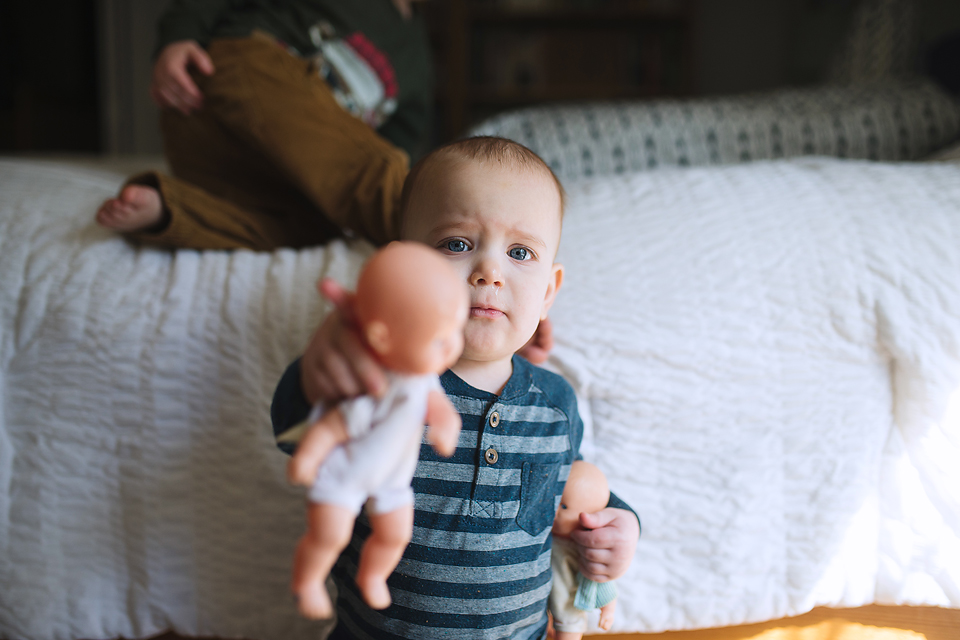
470, 305, 504, 319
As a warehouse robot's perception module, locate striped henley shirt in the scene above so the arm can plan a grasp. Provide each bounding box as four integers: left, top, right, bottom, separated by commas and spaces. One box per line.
271, 354, 636, 639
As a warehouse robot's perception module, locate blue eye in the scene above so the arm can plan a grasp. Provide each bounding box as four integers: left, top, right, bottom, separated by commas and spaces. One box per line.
508, 247, 529, 261
445, 239, 468, 253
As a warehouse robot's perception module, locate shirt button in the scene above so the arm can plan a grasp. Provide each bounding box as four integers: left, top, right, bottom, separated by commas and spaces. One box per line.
484, 448, 499, 465
489, 411, 500, 428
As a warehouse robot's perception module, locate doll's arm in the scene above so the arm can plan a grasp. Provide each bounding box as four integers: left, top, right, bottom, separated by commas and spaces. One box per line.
287, 408, 350, 486
424, 389, 461, 457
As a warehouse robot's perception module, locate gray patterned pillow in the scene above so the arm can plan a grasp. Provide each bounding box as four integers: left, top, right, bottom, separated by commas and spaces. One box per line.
469, 79, 960, 182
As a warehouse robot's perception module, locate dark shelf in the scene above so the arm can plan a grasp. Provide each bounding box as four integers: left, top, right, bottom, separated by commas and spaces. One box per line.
423, 0, 695, 143
467, 8, 689, 25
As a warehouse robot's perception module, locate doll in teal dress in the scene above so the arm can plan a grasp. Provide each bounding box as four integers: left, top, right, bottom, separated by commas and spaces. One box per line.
549, 460, 618, 639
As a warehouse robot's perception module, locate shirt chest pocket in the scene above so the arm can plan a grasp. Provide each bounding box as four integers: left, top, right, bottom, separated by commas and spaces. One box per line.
516, 461, 561, 536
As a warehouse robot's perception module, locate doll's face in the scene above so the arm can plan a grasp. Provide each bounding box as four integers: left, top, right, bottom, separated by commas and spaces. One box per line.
401, 157, 564, 368
356, 242, 469, 375
554, 487, 600, 538
384, 300, 467, 375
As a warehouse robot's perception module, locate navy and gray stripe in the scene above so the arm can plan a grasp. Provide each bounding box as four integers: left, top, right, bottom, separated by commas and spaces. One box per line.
329, 355, 577, 639
271, 354, 637, 640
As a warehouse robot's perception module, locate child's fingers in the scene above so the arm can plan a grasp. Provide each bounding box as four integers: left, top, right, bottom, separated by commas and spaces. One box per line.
187, 43, 216, 76
570, 508, 639, 581
338, 329, 387, 397
578, 548, 614, 581
578, 559, 613, 583
301, 325, 359, 403
318, 348, 364, 399
317, 277, 357, 324
301, 308, 386, 403
577, 509, 618, 536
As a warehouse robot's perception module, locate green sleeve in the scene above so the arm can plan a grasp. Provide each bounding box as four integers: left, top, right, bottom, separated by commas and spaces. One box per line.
607, 491, 640, 535
271, 358, 313, 455
155, 0, 233, 56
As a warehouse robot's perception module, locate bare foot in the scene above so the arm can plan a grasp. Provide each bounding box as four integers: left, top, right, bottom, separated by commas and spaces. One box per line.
96, 184, 164, 233
296, 580, 334, 619
357, 576, 392, 610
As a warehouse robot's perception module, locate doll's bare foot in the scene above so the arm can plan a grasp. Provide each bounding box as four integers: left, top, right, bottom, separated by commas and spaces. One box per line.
357, 576, 392, 610
296, 581, 334, 619
96, 184, 165, 233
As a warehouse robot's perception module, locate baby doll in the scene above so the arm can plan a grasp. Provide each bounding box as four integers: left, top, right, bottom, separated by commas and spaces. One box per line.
550, 460, 618, 639
277, 241, 469, 619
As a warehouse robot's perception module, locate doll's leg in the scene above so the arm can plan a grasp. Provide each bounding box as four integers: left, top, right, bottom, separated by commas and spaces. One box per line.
355, 504, 413, 609
598, 597, 617, 631
553, 631, 583, 640
287, 408, 349, 487
292, 502, 355, 619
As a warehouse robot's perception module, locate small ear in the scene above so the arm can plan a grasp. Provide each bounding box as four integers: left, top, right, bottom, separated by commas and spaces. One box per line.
540, 263, 565, 320
365, 320, 392, 355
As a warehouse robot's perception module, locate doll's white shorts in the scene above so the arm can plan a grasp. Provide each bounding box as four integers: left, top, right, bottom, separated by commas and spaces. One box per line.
307, 446, 415, 515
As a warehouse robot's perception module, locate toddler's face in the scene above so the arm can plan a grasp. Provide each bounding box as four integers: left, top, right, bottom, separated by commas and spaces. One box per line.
401, 158, 563, 366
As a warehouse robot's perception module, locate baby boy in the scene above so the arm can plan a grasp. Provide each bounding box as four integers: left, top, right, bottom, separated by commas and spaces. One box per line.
271, 136, 640, 639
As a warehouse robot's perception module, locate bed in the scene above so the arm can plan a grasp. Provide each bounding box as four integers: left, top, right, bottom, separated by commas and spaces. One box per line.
2, 114, 960, 639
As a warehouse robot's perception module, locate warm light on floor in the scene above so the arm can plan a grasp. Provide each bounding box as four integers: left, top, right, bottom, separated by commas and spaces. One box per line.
585, 605, 958, 640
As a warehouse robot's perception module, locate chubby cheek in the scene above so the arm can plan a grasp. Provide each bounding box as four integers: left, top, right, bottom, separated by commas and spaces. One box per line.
515, 285, 548, 333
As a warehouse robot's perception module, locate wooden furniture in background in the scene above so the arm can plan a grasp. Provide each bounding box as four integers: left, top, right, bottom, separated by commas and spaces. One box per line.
422, 0, 696, 143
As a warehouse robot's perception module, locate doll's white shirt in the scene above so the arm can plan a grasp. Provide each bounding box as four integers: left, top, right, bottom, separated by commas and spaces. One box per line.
307, 372, 441, 514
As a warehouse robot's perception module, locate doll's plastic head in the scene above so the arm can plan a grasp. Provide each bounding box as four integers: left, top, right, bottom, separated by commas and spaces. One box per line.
553, 460, 610, 538
354, 241, 469, 374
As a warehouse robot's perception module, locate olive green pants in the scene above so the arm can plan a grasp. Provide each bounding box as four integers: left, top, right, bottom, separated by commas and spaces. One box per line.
127, 32, 409, 251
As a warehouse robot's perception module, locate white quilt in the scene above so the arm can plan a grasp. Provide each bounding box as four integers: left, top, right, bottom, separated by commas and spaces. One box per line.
1, 157, 958, 639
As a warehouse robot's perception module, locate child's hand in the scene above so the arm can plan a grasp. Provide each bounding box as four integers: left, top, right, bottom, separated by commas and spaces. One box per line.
150, 40, 215, 114
300, 278, 388, 405
518, 317, 554, 365
569, 508, 639, 582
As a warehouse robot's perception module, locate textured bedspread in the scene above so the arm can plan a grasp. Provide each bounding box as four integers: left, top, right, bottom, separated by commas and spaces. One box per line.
1, 157, 958, 639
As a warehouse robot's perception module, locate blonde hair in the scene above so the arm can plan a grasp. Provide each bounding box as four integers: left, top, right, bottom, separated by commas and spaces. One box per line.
399, 136, 565, 226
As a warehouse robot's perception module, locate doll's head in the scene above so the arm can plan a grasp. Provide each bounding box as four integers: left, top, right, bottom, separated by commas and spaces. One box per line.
553, 460, 610, 538
354, 241, 469, 375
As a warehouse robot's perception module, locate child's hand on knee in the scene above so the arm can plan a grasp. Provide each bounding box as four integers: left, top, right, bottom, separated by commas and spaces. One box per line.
300, 278, 388, 405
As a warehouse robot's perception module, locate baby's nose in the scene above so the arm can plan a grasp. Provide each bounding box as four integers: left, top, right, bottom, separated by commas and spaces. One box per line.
470, 256, 503, 288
